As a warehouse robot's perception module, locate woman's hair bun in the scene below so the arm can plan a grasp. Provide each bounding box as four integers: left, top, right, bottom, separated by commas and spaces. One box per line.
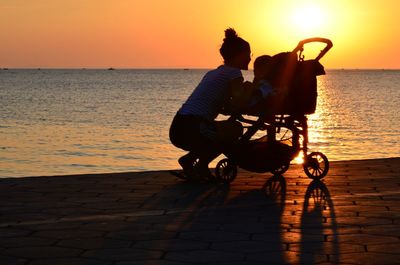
220, 27, 249, 62
224, 28, 238, 41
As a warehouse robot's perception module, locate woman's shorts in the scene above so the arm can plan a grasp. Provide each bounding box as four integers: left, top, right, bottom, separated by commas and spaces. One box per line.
169, 114, 217, 152
169, 114, 243, 153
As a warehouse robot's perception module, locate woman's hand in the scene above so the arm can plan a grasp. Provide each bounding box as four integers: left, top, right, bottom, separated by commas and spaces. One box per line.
230, 78, 254, 111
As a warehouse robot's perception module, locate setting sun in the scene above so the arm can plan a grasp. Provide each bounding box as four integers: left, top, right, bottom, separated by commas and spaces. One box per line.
291, 4, 327, 36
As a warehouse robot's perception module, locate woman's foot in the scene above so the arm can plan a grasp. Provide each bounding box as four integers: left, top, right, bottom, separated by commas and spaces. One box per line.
178, 154, 197, 179
177, 155, 217, 183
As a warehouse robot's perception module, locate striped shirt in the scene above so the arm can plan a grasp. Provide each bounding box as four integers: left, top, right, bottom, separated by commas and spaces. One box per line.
178, 65, 243, 121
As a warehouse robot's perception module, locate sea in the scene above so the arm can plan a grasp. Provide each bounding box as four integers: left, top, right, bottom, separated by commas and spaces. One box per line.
0, 68, 399, 178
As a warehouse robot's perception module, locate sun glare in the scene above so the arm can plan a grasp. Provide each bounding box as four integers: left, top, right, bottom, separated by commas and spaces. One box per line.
291, 4, 326, 35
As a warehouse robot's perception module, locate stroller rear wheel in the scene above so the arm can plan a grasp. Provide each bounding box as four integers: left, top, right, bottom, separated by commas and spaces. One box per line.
303, 152, 329, 180
215, 158, 237, 183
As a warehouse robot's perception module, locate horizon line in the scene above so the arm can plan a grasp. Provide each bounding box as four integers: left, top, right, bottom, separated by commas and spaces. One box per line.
2, 67, 400, 71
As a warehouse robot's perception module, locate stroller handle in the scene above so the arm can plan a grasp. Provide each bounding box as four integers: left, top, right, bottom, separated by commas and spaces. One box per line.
292, 37, 333, 61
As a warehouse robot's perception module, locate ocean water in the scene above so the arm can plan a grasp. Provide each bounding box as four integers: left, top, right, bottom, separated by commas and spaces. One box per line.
0, 69, 399, 177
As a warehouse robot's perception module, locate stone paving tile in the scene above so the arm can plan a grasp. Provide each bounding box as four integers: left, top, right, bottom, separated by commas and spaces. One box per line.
330, 233, 400, 244
13, 220, 85, 231
179, 230, 249, 242
3, 246, 82, 259
0, 227, 32, 237
0, 236, 57, 248
56, 237, 132, 249
32, 229, 105, 239
81, 220, 150, 232
0, 158, 399, 264
289, 241, 365, 254
0, 255, 27, 265
327, 216, 393, 227
290, 226, 363, 236
246, 250, 328, 264
115, 260, 188, 265
281, 232, 324, 244
220, 222, 278, 234
80, 202, 142, 211
27, 258, 112, 265
252, 231, 291, 243
82, 248, 163, 261
133, 239, 208, 251
207, 261, 271, 265
0, 213, 58, 225
125, 215, 188, 225
106, 229, 177, 241
336, 252, 400, 265
211, 240, 286, 253
360, 224, 400, 237
152, 220, 221, 233
165, 250, 244, 263
367, 242, 400, 254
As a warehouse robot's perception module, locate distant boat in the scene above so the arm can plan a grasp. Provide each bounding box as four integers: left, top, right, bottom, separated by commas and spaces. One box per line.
2, 68, 8, 70
183, 68, 189, 70
108, 67, 115, 71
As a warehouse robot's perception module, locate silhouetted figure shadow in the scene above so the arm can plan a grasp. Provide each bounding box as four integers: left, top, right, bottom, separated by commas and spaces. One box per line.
137, 175, 288, 264
299, 180, 338, 264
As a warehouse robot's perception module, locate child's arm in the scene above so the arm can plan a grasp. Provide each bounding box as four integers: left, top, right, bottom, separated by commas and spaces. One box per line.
257, 80, 275, 98
229, 78, 255, 111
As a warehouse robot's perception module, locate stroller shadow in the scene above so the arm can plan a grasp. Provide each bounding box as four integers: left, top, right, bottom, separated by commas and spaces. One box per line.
298, 180, 339, 264
117, 174, 338, 264
140, 175, 290, 263
262, 174, 287, 212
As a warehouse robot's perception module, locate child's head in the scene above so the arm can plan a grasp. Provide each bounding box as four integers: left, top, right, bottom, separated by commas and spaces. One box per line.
253, 55, 272, 81
220, 28, 251, 70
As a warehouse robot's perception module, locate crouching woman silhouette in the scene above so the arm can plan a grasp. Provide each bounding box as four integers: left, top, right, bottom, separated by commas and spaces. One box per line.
169, 28, 252, 181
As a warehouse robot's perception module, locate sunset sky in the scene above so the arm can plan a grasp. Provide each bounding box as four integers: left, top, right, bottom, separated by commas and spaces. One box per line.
1, 0, 399, 69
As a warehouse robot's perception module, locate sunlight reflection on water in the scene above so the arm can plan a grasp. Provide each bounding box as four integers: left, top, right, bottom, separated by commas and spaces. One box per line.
0, 69, 399, 177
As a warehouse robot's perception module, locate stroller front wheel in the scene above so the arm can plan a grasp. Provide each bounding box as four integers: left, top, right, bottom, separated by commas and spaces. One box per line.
215, 158, 237, 183
303, 152, 329, 180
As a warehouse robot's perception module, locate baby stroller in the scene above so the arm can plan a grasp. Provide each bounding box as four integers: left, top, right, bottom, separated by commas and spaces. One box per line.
215, 37, 333, 183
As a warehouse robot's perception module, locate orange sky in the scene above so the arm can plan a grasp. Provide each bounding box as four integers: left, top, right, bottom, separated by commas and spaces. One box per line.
1, 0, 399, 69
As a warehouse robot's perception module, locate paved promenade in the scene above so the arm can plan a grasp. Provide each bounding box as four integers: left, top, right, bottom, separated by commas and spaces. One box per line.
0, 158, 399, 265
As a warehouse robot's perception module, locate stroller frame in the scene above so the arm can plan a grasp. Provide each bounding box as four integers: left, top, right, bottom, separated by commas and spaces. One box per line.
215, 38, 333, 182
